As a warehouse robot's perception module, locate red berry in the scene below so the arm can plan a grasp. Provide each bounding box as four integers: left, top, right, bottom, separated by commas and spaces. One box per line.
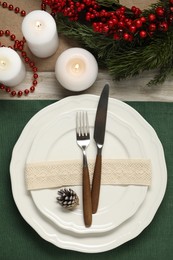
0, 30, 4, 36
123, 33, 130, 41
2, 2, 8, 8
33, 73, 38, 79
24, 57, 29, 63
129, 25, 136, 33
131, 6, 136, 13
30, 86, 35, 92
18, 45, 24, 51
156, 7, 165, 17
159, 22, 168, 32
120, 6, 126, 13
32, 67, 38, 72
140, 16, 146, 23
125, 18, 132, 27
148, 13, 156, 22
5, 30, 10, 36
24, 89, 29, 95
135, 19, 143, 28
14, 7, 20, 13
21, 51, 26, 57
118, 21, 125, 28
115, 9, 121, 17
29, 62, 35, 68
17, 91, 23, 97
113, 33, 120, 40
103, 25, 109, 33
0, 84, 5, 90
8, 4, 13, 10
33, 80, 38, 86
134, 8, 142, 17
149, 23, 157, 32
108, 20, 114, 28
148, 23, 157, 32
6, 87, 11, 93
11, 91, 16, 96
140, 30, 147, 38
10, 34, 16, 41
112, 18, 118, 25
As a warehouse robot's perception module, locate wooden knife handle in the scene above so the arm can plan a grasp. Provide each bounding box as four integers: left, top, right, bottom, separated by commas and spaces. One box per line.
83, 165, 92, 227
91, 153, 102, 214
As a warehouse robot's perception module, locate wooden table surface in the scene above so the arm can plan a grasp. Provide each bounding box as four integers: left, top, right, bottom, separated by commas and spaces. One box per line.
1, 70, 173, 101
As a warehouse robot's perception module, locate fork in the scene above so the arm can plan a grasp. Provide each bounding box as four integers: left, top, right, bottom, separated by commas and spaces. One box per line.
76, 111, 92, 227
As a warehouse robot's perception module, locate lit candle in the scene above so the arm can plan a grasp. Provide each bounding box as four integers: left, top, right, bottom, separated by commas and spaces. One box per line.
55, 48, 98, 91
21, 10, 59, 58
0, 47, 26, 87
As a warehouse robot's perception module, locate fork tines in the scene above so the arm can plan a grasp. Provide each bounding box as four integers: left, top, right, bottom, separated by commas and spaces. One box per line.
76, 111, 90, 137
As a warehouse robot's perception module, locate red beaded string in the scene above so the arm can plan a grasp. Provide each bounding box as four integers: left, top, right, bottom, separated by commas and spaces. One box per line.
0, 1, 39, 97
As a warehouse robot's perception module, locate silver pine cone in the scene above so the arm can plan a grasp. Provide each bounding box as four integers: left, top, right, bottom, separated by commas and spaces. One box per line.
57, 188, 79, 210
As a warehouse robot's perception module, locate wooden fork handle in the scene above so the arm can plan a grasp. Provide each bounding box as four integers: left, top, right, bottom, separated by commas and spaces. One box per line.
83, 165, 92, 227
91, 152, 102, 214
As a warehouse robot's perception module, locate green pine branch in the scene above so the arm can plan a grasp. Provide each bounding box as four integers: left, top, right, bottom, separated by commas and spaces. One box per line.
56, 15, 119, 60
107, 30, 173, 85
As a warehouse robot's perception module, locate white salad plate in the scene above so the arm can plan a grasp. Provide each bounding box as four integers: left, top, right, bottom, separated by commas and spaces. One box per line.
28, 109, 147, 234
10, 95, 167, 253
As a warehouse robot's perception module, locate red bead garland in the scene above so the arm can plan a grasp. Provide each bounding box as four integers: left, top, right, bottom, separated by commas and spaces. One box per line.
0, 1, 39, 97
41, 0, 173, 42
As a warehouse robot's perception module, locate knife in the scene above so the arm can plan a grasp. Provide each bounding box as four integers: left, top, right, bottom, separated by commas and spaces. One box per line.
91, 84, 109, 214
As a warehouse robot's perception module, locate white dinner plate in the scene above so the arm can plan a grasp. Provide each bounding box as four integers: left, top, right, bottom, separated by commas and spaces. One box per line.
28, 110, 147, 234
10, 95, 167, 253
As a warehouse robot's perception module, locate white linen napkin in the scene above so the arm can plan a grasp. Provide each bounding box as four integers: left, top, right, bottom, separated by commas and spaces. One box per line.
25, 159, 152, 190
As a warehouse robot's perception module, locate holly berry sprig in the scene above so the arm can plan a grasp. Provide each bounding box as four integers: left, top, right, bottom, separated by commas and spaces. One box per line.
41, 0, 173, 41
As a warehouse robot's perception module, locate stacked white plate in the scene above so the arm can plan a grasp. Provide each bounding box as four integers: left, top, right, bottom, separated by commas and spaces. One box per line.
10, 95, 167, 253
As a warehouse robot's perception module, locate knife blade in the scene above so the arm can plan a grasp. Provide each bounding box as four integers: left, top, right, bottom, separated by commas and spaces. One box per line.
91, 84, 109, 214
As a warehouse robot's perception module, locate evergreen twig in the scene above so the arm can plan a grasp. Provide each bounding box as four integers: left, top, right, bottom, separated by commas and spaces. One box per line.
107, 29, 173, 82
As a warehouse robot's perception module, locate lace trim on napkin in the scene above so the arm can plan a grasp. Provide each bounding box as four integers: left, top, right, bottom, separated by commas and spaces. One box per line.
25, 159, 152, 190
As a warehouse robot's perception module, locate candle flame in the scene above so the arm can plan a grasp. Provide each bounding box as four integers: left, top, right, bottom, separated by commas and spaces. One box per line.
0, 59, 7, 70
67, 59, 85, 75
35, 21, 42, 30
74, 63, 80, 71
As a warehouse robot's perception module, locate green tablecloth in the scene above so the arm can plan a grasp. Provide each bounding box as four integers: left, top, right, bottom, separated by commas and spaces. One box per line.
0, 100, 172, 259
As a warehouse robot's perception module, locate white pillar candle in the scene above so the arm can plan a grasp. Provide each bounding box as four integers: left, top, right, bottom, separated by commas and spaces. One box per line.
0, 47, 26, 87
55, 48, 98, 91
21, 10, 59, 58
